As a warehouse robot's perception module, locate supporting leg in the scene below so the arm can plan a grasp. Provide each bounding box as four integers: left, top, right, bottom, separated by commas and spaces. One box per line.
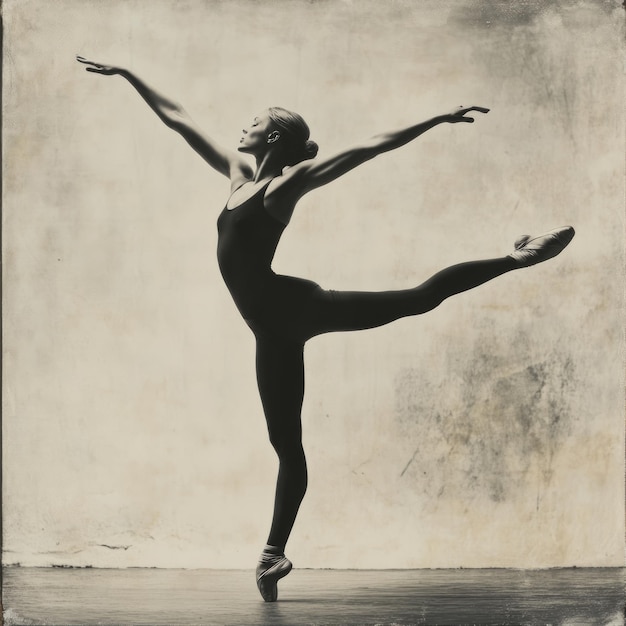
254, 335, 307, 601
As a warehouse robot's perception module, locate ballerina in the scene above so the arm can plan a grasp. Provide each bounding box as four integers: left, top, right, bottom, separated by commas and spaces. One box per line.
77, 56, 574, 602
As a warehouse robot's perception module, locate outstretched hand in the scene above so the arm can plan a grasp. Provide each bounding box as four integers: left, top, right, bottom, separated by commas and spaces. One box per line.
76, 55, 121, 75
445, 106, 490, 123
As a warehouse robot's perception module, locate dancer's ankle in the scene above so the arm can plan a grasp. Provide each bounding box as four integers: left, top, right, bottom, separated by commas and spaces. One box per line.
263, 543, 284, 556
258, 544, 285, 567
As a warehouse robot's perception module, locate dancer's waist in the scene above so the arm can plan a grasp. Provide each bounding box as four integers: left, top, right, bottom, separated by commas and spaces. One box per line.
219, 267, 275, 316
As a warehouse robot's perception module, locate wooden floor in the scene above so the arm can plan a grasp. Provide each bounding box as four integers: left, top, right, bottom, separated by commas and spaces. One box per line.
3, 566, 624, 625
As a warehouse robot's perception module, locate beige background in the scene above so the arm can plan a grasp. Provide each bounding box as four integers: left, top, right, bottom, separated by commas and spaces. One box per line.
3, 0, 624, 569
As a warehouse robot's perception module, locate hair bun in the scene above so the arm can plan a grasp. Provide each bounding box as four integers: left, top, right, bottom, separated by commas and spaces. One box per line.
304, 139, 319, 159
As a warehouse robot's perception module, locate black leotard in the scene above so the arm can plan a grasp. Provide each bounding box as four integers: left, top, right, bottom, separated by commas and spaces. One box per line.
217, 180, 512, 345
216, 180, 522, 554
217, 181, 323, 342
217, 181, 284, 317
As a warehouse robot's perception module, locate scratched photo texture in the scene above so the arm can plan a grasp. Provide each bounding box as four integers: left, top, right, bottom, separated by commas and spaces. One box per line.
3, 0, 624, 610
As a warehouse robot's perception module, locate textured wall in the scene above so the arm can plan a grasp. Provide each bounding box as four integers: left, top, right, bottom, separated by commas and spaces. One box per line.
3, 0, 624, 569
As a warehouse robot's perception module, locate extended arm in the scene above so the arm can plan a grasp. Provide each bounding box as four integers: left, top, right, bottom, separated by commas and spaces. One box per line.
76, 56, 252, 182
290, 106, 489, 194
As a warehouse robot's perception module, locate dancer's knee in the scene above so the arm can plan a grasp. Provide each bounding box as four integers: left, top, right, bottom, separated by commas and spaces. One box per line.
411, 285, 445, 315
272, 435, 308, 491
268, 428, 304, 459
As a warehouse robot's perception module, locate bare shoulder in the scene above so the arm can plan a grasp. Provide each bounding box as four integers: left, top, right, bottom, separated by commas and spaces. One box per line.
264, 164, 314, 224
266, 161, 314, 195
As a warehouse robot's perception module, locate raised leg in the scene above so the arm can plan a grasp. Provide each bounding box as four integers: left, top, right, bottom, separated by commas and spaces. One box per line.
306, 256, 518, 337
266, 226, 574, 341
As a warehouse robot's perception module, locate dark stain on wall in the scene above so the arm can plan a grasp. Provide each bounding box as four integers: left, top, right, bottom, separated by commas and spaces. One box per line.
394, 327, 576, 504
450, 0, 548, 28
447, 0, 619, 149
449, 0, 617, 30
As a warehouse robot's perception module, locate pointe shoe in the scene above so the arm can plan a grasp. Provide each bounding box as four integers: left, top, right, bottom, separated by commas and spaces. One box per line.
256, 556, 292, 602
509, 226, 575, 267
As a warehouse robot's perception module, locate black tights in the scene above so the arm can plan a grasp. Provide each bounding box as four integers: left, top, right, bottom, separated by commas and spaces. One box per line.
253, 256, 518, 551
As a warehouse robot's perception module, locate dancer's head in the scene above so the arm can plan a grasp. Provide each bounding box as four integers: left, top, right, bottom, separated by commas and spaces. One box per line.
239, 108, 318, 166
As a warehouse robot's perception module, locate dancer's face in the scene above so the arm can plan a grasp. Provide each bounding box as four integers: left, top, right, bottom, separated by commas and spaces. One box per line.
238, 111, 277, 155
